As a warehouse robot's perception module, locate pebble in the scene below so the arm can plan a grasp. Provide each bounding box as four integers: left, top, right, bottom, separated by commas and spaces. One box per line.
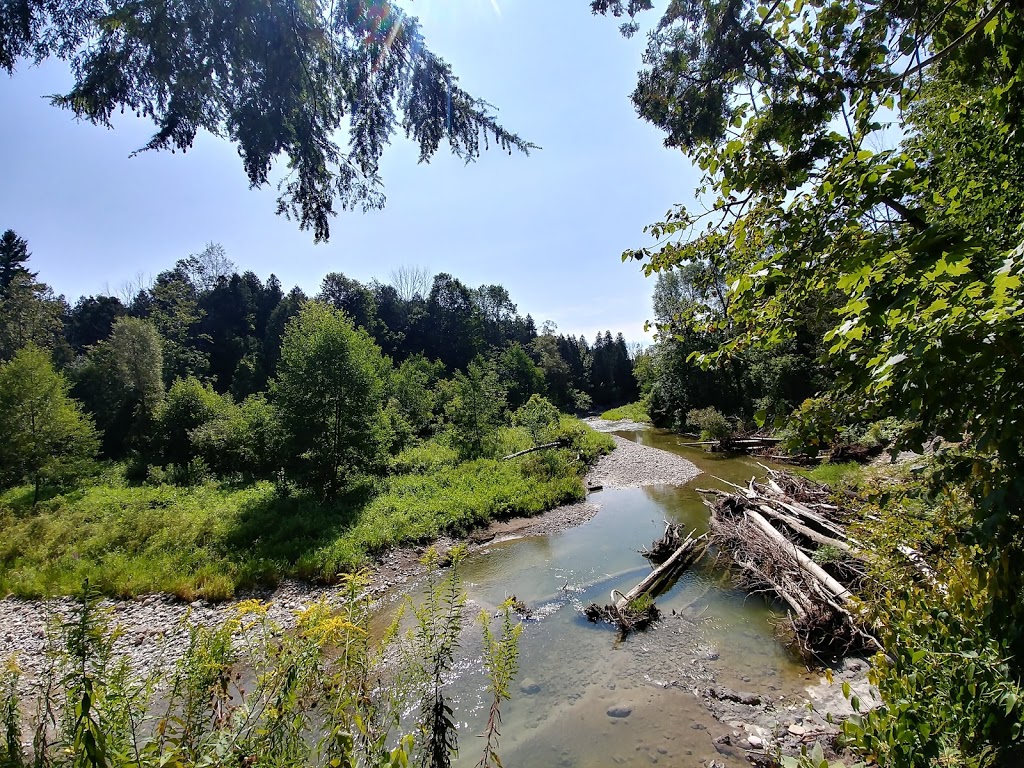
607, 705, 633, 718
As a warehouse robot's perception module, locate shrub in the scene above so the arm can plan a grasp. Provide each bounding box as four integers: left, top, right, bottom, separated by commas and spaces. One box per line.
686, 406, 733, 441
155, 377, 232, 468
599, 401, 651, 423
512, 394, 561, 446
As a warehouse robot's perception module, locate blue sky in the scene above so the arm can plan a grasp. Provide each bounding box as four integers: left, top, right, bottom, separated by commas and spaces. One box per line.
0, 1, 699, 342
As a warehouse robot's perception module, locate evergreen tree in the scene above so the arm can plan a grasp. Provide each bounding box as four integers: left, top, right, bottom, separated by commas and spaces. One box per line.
0, 2, 532, 241
0, 230, 34, 296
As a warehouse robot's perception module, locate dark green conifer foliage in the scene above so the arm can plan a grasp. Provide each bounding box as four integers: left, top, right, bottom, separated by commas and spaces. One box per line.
0, 1, 534, 241
0, 230, 34, 297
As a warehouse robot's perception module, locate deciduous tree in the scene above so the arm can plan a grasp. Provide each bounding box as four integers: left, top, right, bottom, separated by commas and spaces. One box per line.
273, 302, 390, 498
0, 345, 98, 501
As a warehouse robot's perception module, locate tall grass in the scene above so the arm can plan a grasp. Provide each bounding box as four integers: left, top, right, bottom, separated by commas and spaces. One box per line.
0, 557, 522, 768
0, 423, 614, 600
598, 402, 650, 423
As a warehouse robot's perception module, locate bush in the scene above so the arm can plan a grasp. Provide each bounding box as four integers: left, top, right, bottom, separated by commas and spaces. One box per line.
191, 394, 283, 479
155, 377, 232, 468
686, 407, 733, 441
512, 394, 561, 446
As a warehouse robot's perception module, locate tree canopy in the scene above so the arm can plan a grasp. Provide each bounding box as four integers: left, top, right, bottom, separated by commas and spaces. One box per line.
0, 0, 533, 241
592, 0, 1024, 761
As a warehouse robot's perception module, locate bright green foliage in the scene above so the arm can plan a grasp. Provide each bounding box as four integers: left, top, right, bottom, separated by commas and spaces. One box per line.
595, 0, 1024, 758
273, 302, 390, 499
444, 357, 507, 459
511, 394, 561, 446
0, 1, 532, 241
407, 547, 468, 768
477, 600, 523, 768
836, 472, 1024, 766
0, 420, 611, 599
0, 345, 98, 500
599, 401, 651, 423
190, 393, 283, 479
154, 376, 232, 468
390, 354, 447, 441
685, 407, 732, 442
74, 317, 164, 456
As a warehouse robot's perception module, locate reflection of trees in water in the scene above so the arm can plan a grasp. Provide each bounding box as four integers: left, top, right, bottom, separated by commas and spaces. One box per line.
641, 485, 709, 533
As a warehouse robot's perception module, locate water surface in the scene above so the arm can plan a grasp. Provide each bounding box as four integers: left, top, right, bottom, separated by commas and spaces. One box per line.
399, 430, 813, 767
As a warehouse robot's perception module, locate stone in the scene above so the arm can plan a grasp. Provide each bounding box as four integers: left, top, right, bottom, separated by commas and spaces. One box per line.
607, 705, 633, 718
747, 735, 763, 749
519, 678, 542, 695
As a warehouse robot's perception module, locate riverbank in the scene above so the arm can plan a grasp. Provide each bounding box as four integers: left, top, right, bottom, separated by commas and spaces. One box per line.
0, 433, 702, 692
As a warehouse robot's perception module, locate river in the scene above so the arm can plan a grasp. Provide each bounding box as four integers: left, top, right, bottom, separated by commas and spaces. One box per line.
391, 428, 820, 768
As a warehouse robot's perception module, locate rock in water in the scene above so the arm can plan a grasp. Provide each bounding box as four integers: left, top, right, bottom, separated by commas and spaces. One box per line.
606, 704, 633, 718
519, 678, 542, 695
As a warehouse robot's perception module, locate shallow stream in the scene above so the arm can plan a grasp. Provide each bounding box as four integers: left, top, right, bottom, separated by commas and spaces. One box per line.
396, 430, 817, 767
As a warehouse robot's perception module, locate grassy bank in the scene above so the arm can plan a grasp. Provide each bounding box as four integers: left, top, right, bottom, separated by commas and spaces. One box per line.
0, 421, 613, 600
598, 401, 650, 423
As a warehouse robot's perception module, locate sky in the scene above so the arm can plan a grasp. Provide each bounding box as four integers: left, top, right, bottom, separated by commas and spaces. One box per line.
0, 1, 701, 342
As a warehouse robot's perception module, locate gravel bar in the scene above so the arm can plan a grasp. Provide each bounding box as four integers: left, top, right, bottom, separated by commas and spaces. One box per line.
586, 435, 701, 489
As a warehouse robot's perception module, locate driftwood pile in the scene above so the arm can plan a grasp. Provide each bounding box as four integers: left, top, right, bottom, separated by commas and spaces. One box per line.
586, 529, 707, 633
699, 468, 881, 662
640, 521, 685, 563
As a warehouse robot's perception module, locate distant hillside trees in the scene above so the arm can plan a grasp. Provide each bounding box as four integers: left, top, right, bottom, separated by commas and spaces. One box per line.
0, 233, 642, 495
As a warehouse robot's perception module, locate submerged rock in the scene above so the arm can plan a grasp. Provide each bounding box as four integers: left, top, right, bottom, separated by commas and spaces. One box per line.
519, 678, 542, 695
606, 704, 633, 718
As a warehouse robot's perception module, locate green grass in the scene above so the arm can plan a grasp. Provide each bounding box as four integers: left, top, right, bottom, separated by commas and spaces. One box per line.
0, 422, 614, 601
796, 461, 866, 489
599, 402, 650, 423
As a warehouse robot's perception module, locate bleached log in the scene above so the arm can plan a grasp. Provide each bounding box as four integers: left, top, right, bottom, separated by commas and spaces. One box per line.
744, 509, 853, 604
502, 440, 566, 460
756, 504, 858, 556
613, 533, 707, 611
898, 545, 947, 594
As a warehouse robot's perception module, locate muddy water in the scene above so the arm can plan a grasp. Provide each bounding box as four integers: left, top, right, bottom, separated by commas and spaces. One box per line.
401, 430, 814, 768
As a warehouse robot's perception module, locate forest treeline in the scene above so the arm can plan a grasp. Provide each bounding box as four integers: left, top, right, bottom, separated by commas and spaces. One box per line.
0, 234, 637, 500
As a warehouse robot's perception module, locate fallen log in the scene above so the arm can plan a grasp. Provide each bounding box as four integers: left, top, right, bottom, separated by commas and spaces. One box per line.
898, 545, 947, 594
744, 508, 853, 604
585, 531, 707, 633
502, 439, 567, 460
708, 490, 879, 660
755, 504, 858, 556
615, 531, 707, 611
640, 520, 684, 563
